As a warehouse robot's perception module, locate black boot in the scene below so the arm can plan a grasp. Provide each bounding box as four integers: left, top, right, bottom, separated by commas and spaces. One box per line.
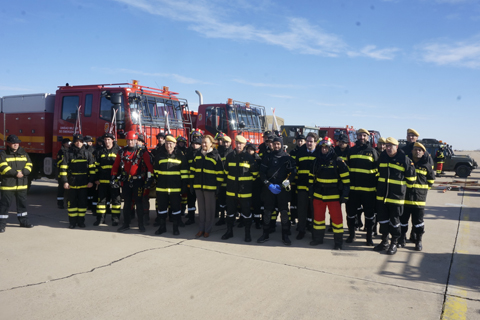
257, 225, 270, 243
346, 228, 356, 243
365, 219, 374, 246
282, 229, 291, 246
77, 216, 86, 228
173, 216, 180, 235
154, 217, 167, 235
387, 238, 398, 255
254, 217, 262, 229
185, 210, 195, 225
117, 224, 130, 232
221, 217, 234, 240
333, 233, 343, 250
409, 230, 417, 243
237, 216, 245, 228
57, 200, 64, 209
215, 208, 226, 226
0, 219, 7, 233
177, 216, 185, 228
373, 234, 389, 251
268, 220, 277, 234
93, 214, 102, 226
18, 216, 33, 228
398, 233, 406, 248
415, 232, 423, 251
366, 232, 374, 246
346, 218, 356, 243
244, 219, 252, 242
68, 217, 77, 229
112, 215, 119, 226
310, 229, 325, 246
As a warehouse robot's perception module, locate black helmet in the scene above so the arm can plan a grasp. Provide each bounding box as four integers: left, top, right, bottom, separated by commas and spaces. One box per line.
6, 135, 21, 144
73, 134, 84, 143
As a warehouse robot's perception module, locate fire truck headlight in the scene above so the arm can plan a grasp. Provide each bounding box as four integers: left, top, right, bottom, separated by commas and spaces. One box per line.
132, 111, 139, 123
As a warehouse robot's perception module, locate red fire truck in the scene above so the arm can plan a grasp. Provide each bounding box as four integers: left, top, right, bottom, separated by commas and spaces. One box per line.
0, 81, 266, 183
317, 125, 357, 147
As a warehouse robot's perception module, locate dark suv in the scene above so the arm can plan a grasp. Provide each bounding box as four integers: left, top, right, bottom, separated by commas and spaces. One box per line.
398, 139, 477, 178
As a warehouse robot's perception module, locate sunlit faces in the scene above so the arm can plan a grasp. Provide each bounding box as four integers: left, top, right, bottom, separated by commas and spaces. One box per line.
126, 139, 137, 148
406, 133, 418, 144
104, 137, 114, 149
236, 142, 245, 153
386, 143, 398, 157
412, 146, 425, 159
306, 137, 315, 151
296, 139, 305, 148
273, 141, 282, 151
357, 133, 369, 145
165, 141, 175, 154
202, 137, 213, 151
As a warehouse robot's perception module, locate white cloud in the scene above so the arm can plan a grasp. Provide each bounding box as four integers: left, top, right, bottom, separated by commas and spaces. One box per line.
348, 45, 400, 60
113, 0, 396, 60
93, 67, 208, 84
418, 36, 480, 68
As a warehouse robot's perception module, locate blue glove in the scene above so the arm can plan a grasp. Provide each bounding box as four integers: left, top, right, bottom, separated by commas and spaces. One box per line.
268, 184, 282, 194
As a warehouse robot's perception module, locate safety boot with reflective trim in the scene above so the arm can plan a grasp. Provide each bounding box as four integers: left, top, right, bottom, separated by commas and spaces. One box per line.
0, 219, 7, 233
415, 233, 423, 251
373, 234, 389, 252
398, 233, 406, 248
18, 216, 33, 228
387, 238, 398, 255
221, 217, 234, 240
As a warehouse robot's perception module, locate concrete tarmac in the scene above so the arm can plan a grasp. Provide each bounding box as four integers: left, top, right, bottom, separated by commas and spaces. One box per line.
1, 157, 479, 319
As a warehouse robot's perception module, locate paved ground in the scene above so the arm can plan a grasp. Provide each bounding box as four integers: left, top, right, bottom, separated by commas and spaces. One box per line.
1, 152, 479, 319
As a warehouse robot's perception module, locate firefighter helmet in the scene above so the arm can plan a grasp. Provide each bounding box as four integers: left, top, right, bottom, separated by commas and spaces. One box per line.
176, 135, 187, 142
318, 137, 334, 147
126, 131, 137, 140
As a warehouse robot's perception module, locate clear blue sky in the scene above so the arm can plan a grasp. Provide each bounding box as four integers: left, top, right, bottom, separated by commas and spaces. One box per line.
1, 0, 479, 149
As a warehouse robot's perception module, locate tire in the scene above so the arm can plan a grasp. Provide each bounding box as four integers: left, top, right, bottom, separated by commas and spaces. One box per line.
456, 165, 472, 178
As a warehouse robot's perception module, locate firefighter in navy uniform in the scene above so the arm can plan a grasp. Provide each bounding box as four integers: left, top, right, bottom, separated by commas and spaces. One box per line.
84, 135, 97, 215
294, 132, 317, 240
111, 131, 154, 232
221, 135, 259, 242
346, 129, 379, 245
334, 134, 350, 162
56, 138, 71, 209
289, 134, 305, 226
257, 137, 296, 245
246, 140, 263, 229
94, 132, 121, 226
401, 142, 435, 251
0, 135, 34, 233
215, 133, 233, 226
60, 134, 96, 229
154, 135, 189, 236
310, 137, 350, 249
258, 130, 272, 159
137, 133, 154, 226
184, 130, 204, 225
374, 137, 416, 255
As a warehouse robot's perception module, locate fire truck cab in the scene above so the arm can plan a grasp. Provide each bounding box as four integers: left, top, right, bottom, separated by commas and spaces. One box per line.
193, 99, 266, 147
318, 126, 357, 147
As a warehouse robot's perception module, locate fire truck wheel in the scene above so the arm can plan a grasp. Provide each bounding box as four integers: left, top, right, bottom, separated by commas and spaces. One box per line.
455, 165, 471, 178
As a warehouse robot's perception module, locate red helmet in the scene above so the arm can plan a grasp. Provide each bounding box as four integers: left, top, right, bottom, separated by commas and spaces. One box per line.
126, 131, 137, 140
318, 136, 333, 147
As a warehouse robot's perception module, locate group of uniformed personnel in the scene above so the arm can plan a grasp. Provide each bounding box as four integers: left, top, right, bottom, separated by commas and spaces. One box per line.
0, 128, 435, 255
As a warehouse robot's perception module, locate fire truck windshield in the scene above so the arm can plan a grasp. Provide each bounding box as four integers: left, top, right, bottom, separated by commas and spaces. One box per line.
227, 105, 263, 132
129, 94, 183, 129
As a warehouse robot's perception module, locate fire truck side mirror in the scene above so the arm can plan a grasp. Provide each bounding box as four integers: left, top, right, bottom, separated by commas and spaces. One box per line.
110, 92, 122, 105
